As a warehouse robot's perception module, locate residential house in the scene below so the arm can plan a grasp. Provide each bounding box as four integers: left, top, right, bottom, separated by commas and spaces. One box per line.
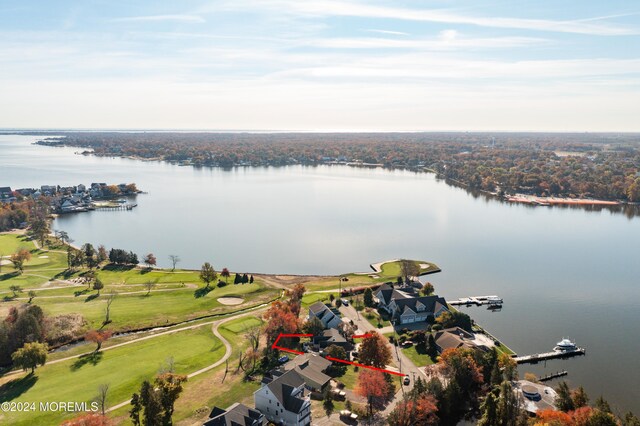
308, 302, 341, 329
514, 380, 557, 414
375, 283, 448, 325
203, 403, 266, 426
254, 369, 311, 426
313, 329, 350, 351
0, 187, 16, 202
433, 327, 489, 354
280, 353, 332, 392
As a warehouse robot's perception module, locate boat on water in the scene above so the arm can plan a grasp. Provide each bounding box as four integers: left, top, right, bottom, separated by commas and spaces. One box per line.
554, 338, 578, 352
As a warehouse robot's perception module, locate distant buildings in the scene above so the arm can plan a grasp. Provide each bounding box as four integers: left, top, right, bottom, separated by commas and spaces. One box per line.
0, 187, 16, 203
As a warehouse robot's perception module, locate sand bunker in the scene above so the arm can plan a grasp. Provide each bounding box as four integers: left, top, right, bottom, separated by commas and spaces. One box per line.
38, 255, 49, 258
218, 297, 244, 305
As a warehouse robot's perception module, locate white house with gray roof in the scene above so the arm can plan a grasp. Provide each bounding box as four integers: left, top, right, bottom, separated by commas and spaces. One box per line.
308, 302, 341, 329
254, 369, 311, 426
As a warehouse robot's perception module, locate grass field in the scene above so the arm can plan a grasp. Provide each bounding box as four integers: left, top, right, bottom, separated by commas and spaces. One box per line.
0, 326, 225, 426
27, 283, 275, 331
402, 345, 436, 367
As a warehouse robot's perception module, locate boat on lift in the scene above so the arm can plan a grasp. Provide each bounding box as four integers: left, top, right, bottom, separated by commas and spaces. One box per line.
554, 338, 578, 352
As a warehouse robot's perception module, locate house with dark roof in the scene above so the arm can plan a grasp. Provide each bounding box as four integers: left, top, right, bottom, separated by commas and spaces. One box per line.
433, 327, 489, 354
308, 302, 341, 329
313, 328, 351, 351
375, 283, 448, 325
254, 369, 311, 426
0, 187, 16, 202
203, 402, 265, 426
264, 354, 332, 393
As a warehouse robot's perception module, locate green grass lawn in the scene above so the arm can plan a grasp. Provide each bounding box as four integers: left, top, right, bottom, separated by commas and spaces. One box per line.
0, 234, 35, 254
402, 345, 436, 367
333, 366, 359, 390
0, 326, 225, 426
12, 283, 275, 331
220, 317, 263, 334
301, 292, 333, 307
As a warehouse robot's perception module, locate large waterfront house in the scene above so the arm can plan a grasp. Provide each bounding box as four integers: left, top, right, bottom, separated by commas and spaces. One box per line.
203, 402, 266, 426
375, 283, 448, 325
308, 302, 341, 329
254, 369, 312, 426
434, 327, 489, 354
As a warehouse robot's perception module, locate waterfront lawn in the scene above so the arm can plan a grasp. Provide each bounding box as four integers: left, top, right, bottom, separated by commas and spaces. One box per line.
402, 345, 436, 367
301, 292, 334, 307
17, 283, 276, 331
379, 259, 440, 278
0, 326, 225, 426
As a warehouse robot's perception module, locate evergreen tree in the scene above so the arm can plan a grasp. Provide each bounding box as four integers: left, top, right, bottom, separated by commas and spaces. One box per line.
555, 381, 575, 412
478, 391, 498, 426
363, 288, 374, 307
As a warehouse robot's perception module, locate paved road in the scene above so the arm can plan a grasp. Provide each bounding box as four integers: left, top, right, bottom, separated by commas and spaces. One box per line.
337, 304, 428, 417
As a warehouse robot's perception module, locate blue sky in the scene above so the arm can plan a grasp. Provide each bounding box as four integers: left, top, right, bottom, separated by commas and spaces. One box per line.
1, 0, 639, 130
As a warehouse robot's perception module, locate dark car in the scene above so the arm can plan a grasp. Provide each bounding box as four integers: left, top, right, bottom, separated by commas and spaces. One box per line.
403, 375, 410, 385
278, 356, 289, 364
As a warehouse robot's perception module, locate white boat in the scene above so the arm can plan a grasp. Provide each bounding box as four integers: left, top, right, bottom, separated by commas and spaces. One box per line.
554, 338, 577, 352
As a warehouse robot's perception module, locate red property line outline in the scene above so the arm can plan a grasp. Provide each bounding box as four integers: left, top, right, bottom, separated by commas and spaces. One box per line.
271, 333, 404, 377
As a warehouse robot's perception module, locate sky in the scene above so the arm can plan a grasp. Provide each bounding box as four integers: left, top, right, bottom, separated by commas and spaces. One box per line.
1, 0, 639, 131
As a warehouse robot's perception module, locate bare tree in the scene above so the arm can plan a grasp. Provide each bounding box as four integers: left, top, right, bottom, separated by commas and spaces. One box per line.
246, 327, 261, 352
95, 383, 109, 415
144, 280, 157, 296
104, 290, 117, 325
159, 356, 175, 374
168, 254, 180, 271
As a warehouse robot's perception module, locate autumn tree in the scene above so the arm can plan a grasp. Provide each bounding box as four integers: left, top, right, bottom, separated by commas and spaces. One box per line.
359, 331, 392, 369
199, 262, 217, 288
421, 282, 435, 296
85, 329, 113, 352
10, 248, 31, 274
400, 259, 420, 284
221, 267, 230, 284
356, 369, 390, 417
263, 301, 299, 347
439, 348, 483, 406
388, 394, 439, 426
12, 341, 48, 373
286, 283, 306, 317
143, 253, 156, 269
61, 413, 110, 426
436, 310, 473, 332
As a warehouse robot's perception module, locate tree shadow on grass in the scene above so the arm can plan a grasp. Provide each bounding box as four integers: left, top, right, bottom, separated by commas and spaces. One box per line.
71, 351, 103, 371
194, 286, 213, 298
0, 373, 38, 401
102, 264, 135, 272
3, 295, 18, 302
74, 289, 89, 297
84, 293, 99, 302
0, 271, 19, 281
54, 269, 77, 279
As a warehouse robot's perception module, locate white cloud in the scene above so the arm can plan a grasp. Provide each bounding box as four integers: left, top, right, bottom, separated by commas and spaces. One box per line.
364, 29, 409, 36
217, 0, 638, 36
113, 14, 205, 23
304, 35, 549, 50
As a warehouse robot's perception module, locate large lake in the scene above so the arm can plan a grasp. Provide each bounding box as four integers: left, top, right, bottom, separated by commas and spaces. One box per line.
1, 134, 639, 412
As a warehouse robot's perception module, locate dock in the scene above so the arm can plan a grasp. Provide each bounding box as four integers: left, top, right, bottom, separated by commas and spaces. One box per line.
93, 203, 137, 211
514, 348, 585, 364
450, 295, 503, 306
537, 370, 568, 382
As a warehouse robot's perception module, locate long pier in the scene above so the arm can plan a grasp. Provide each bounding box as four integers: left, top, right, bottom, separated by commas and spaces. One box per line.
450, 295, 502, 306
537, 370, 568, 382
514, 348, 585, 364
94, 203, 137, 211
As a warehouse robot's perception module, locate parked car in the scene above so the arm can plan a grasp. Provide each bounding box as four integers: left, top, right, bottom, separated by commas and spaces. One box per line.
403, 375, 410, 385
278, 356, 289, 364
341, 298, 349, 306
339, 410, 358, 421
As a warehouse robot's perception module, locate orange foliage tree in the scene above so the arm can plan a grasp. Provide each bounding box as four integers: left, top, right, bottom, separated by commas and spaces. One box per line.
263, 301, 299, 347
388, 394, 439, 426
85, 330, 113, 352
358, 331, 392, 369
61, 413, 110, 426
355, 369, 389, 417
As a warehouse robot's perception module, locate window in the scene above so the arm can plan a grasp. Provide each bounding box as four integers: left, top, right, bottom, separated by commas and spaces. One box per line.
277, 402, 279, 407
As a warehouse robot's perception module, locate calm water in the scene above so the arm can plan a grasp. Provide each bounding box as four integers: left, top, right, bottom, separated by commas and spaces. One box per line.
1, 135, 639, 412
